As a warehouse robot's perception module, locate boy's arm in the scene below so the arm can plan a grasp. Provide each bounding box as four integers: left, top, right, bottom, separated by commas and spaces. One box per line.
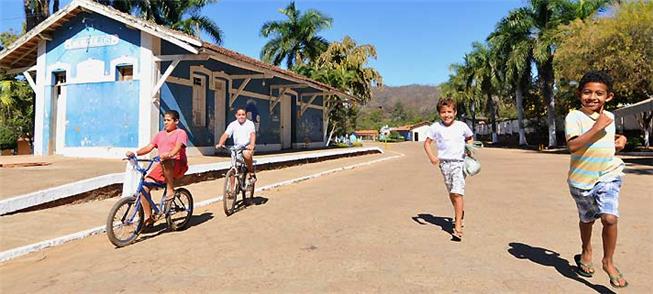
215, 132, 229, 148
615, 134, 627, 152
567, 112, 613, 153
423, 138, 439, 165
247, 131, 256, 151
126, 144, 155, 157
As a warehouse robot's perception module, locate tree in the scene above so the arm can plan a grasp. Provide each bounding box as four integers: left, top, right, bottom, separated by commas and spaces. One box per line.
442, 61, 483, 139
260, 1, 332, 68
555, 1, 653, 146
95, 0, 223, 44
1, 31, 34, 149
295, 36, 382, 145
498, 0, 610, 147
466, 42, 500, 143
488, 9, 536, 145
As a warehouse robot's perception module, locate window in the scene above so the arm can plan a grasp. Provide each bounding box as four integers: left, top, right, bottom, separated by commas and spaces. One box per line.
117, 65, 133, 81
53, 71, 66, 95
192, 75, 206, 127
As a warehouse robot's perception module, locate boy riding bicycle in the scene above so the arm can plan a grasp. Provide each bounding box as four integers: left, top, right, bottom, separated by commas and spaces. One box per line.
216, 107, 257, 182
126, 110, 188, 227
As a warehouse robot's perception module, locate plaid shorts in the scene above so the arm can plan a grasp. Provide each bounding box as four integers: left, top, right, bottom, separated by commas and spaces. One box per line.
569, 177, 622, 223
439, 160, 466, 196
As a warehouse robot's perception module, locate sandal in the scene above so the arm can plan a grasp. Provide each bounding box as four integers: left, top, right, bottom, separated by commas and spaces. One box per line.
452, 228, 463, 241
608, 268, 628, 288
574, 254, 594, 277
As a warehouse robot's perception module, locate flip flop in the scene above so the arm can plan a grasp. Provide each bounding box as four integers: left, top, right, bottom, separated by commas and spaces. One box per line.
608, 268, 628, 288
452, 228, 463, 241
574, 254, 594, 277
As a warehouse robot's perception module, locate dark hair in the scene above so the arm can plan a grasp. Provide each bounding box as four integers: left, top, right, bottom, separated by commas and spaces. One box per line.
164, 110, 180, 120
235, 106, 246, 114
437, 97, 457, 112
578, 71, 613, 92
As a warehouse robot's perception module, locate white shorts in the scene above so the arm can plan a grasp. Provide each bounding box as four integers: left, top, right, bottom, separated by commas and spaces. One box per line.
439, 160, 466, 195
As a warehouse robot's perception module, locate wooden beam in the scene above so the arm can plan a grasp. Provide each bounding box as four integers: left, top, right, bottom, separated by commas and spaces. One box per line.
151, 59, 180, 100
270, 84, 309, 89
23, 70, 36, 92
231, 74, 273, 80
5, 64, 36, 75
9, 46, 37, 66
229, 78, 251, 107
301, 94, 319, 116
270, 87, 287, 112
153, 54, 208, 62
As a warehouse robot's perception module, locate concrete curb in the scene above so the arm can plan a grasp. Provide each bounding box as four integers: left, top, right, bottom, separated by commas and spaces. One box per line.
0, 151, 403, 263
0, 147, 382, 215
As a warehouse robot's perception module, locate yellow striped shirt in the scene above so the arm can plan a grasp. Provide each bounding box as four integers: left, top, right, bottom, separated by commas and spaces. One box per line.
565, 110, 624, 190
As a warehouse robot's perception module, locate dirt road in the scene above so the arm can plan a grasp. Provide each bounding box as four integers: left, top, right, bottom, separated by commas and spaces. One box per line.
1, 142, 651, 293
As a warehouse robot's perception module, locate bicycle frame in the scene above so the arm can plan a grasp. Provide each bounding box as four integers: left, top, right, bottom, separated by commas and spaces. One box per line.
227, 146, 255, 190
124, 156, 168, 224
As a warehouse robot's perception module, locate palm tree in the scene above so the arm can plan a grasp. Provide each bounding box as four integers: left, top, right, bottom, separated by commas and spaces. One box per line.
95, 0, 223, 44
501, 0, 611, 147
488, 10, 535, 146
260, 1, 332, 68
442, 61, 482, 139
466, 42, 500, 143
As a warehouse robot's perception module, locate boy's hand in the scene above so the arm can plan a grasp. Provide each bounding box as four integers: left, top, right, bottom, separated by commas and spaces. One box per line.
160, 152, 171, 160
247, 145, 255, 151
215, 144, 225, 149
592, 112, 613, 131
125, 151, 135, 158
429, 156, 440, 166
615, 134, 627, 151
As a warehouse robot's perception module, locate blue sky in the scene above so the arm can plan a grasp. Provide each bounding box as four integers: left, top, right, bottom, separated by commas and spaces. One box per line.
0, 0, 522, 86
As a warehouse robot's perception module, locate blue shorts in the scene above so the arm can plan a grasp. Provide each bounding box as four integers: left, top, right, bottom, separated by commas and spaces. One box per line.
568, 177, 622, 223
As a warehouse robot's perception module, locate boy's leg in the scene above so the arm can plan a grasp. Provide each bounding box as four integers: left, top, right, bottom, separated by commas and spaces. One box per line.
140, 185, 152, 219
243, 150, 255, 179
160, 160, 176, 199
579, 220, 595, 273
596, 178, 627, 287
449, 193, 464, 232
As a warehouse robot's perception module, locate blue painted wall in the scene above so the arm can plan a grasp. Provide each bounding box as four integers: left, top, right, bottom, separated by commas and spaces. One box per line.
43, 12, 141, 150
64, 81, 139, 147
296, 108, 324, 143
46, 12, 140, 79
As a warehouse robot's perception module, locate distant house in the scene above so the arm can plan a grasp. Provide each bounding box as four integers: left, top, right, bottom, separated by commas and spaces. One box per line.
354, 130, 379, 141
0, 0, 355, 158
390, 121, 431, 141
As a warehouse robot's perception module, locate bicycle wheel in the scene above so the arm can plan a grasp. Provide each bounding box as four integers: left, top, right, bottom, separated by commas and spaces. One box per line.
243, 173, 254, 205
106, 196, 144, 247
166, 188, 194, 231
223, 168, 239, 216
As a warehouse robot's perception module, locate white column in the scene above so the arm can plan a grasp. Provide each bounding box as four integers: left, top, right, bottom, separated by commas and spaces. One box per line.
33, 40, 46, 155
138, 33, 160, 148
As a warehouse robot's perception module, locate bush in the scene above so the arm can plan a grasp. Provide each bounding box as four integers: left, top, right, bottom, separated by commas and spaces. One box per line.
0, 125, 18, 150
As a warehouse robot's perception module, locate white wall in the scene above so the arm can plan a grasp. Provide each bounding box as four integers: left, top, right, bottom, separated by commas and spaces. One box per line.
411, 125, 431, 142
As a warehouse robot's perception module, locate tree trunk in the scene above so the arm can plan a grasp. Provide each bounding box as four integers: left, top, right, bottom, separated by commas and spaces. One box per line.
471, 99, 477, 140
53, 0, 59, 13
325, 124, 336, 147
487, 93, 498, 144
540, 58, 557, 147
636, 111, 653, 148
24, 0, 50, 31
515, 81, 528, 146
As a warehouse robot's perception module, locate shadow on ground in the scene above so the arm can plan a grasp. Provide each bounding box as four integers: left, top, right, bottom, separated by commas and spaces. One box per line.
507, 242, 615, 294
127, 212, 215, 246
412, 213, 460, 242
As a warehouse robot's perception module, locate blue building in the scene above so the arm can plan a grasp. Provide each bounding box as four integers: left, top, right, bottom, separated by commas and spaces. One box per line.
0, 0, 353, 158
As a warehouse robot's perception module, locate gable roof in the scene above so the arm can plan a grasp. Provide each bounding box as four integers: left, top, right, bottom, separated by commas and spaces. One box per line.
0, 0, 356, 100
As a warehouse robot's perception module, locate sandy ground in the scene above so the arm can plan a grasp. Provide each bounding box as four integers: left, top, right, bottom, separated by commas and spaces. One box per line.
0, 142, 651, 293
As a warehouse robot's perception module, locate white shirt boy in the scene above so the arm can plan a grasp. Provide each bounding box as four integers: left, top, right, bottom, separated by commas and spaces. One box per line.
427, 121, 473, 160
225, 119, 256, 147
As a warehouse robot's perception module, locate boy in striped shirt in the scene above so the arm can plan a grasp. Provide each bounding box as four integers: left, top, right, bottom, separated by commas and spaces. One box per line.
565, 71, 628, 288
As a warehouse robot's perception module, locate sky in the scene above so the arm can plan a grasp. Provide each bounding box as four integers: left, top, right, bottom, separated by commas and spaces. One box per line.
0, 0, 523, 86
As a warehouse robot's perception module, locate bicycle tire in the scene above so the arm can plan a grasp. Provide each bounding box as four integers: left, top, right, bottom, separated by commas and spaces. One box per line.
106, 196, 144, 247
223, 168, 238, 216
166, 188, 194, 231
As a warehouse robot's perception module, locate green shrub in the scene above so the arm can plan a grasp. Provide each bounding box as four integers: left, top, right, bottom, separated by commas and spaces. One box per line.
0, 125, 18, 150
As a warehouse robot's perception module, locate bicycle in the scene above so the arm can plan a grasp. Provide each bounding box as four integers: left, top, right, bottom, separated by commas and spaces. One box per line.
106, 156, 194, 247
220, 145, 256, 216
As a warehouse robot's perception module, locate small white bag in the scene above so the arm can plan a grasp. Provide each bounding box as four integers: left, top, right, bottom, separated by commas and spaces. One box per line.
463, 143, 482, 176
121, 159, 141, 197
